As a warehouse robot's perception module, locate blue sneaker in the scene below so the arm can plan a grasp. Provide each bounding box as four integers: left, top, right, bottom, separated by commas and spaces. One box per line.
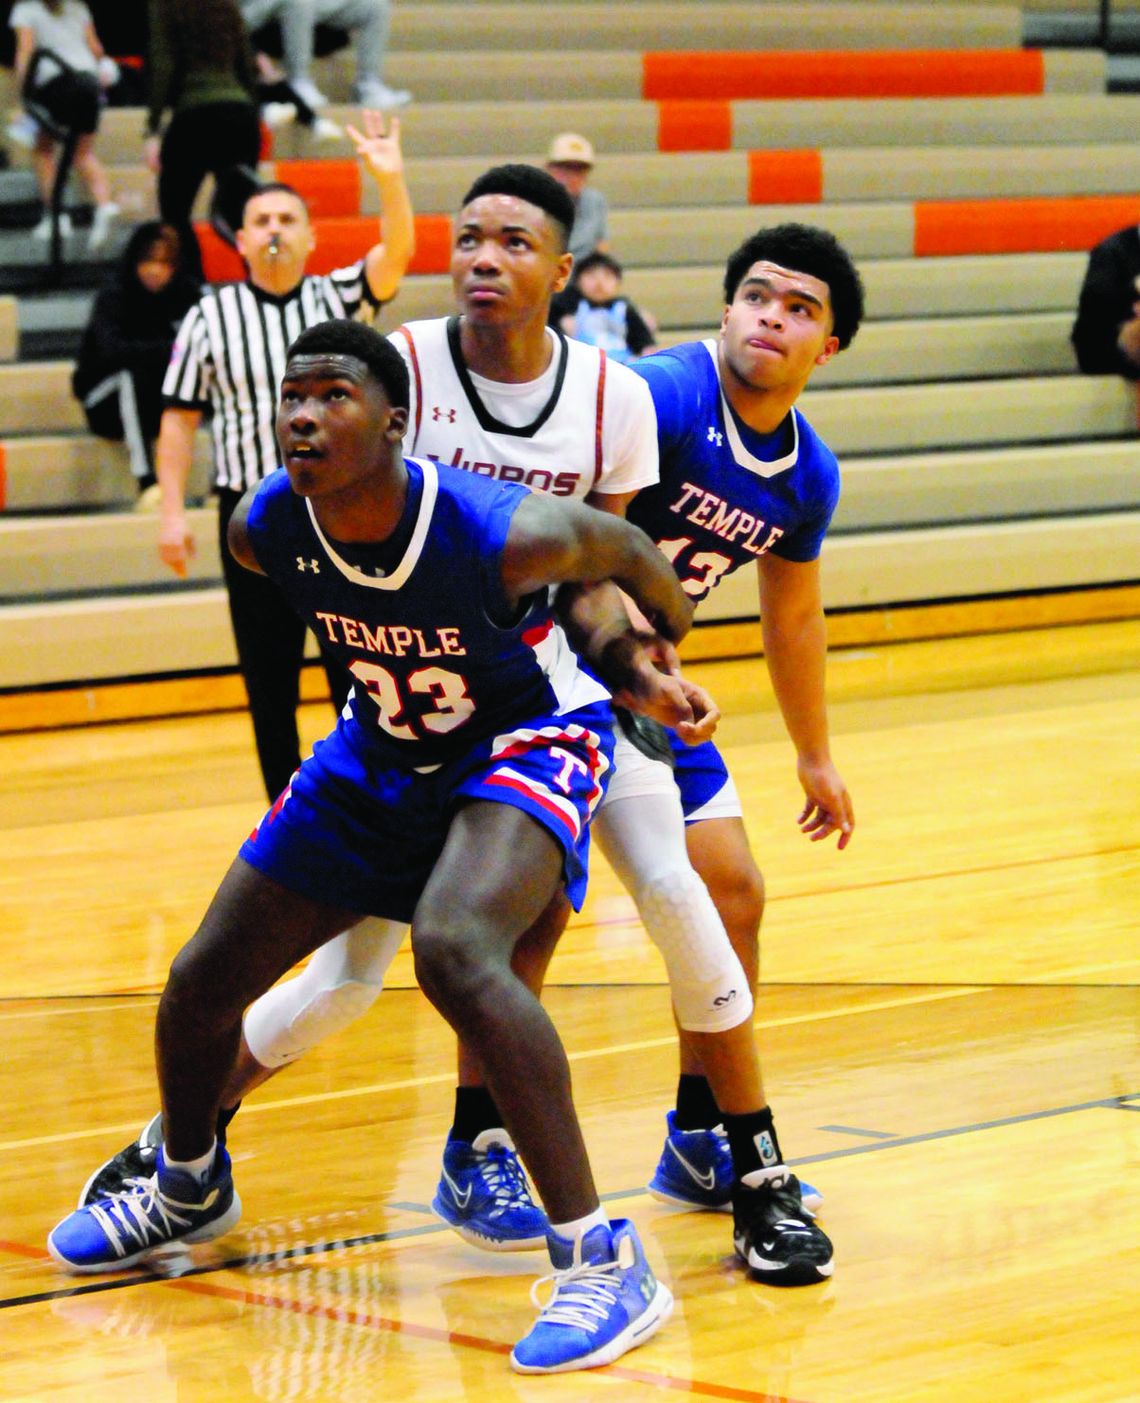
510, 1218, 673, 1373
431, 1129, 548, 1251
647, 1112, 823, 1214
48, 1147, 242, 1274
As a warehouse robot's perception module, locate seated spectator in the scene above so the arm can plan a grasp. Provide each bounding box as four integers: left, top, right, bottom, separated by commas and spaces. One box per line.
9, 0, 120, 247
545, 131, 608, 265
551, 251, 656, 365
239, 0, 409, 114
1071, 222, 1140, 379
71, 220, 201, 496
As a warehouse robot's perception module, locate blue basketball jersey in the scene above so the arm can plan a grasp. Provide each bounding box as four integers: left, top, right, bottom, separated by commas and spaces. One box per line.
244, 458, 610, 768
629, 339, 840, 604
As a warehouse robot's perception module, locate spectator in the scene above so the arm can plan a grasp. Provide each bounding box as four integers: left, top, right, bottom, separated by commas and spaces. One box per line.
9, 0, 120, 247
71, 220, 201, 496
1071, 222, 1140, 379
238, 0, 409, 114
145, 0, 262, 280
545, 131, 608, 264
551, 250, 656, 364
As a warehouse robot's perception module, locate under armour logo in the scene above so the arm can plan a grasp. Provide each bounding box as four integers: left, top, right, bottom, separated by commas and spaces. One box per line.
296, 557, 320, 573
707, 426, 723, 447
432, 406, 457, 422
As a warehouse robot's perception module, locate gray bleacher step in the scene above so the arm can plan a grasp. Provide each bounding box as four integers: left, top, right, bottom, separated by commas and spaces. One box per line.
4, 511, 1138, 689
802, 374, 1138, 455
4, 438, 1135, 604
0, 507, 221, 600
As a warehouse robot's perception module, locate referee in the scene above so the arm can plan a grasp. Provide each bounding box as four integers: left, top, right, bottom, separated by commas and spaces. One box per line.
154, 110, 414, 800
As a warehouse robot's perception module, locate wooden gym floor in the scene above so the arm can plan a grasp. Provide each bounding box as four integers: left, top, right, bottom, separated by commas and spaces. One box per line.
0, 618, 1137, 1402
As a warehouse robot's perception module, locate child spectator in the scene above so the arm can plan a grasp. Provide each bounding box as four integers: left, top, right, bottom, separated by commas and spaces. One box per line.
9, 0, 120, 247
551, 251, 657, 364
71, 220, 201, 496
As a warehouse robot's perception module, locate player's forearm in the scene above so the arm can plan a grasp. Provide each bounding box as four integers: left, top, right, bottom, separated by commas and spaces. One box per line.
554, 581, 635, 669
607, 532, 692, 645
762, 607, 833, 763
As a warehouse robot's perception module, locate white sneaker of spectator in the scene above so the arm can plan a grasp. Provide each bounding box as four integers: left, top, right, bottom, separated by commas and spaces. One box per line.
356, 80, 411, 110
289, 77, 330, 111
88, 201, 120, 252
32, 211, 73, 239
7, 113, 39, 149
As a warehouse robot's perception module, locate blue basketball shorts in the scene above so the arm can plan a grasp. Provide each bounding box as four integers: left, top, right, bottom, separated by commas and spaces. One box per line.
239, 703, 615, 922
668, 733, 743, 824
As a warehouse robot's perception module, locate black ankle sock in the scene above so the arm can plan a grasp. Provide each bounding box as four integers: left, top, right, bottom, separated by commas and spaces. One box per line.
216, 1101, 241, 1146
449, 1086, 503, 1144
724, 1106, 782, 1180
674, 1074, 722, 1131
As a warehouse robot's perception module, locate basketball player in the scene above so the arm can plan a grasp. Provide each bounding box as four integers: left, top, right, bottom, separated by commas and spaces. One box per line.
75, 174, 835, 1285
49, 320, 692, 1373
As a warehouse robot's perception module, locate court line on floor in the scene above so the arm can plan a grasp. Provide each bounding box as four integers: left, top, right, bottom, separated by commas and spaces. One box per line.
0, 985, 993, 1154
4, 1086, 1134, 1314
570, 841, 1140, 924
0, 1241, 808, 1401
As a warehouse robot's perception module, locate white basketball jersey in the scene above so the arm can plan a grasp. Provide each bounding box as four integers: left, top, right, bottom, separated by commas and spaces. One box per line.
390, 317, 658, 502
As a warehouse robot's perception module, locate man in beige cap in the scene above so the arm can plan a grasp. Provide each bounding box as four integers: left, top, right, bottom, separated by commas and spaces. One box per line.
546, 131, 610, 264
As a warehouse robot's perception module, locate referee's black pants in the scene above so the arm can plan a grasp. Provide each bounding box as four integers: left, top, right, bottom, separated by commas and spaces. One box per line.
217, 489, 352, 802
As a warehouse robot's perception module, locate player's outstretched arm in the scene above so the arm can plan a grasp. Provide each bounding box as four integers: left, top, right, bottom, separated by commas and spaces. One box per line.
757, 551, 854, 848
503, 491, 693, 645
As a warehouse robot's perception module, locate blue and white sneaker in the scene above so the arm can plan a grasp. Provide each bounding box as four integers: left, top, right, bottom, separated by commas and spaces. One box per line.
431, 1129, 548, 1251
647, 1112, 823, 1214
511, 1218, 673, 1373
48, 1147, 242, 1274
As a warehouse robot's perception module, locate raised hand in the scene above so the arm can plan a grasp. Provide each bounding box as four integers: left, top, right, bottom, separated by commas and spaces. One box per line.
345, 111, 404, 179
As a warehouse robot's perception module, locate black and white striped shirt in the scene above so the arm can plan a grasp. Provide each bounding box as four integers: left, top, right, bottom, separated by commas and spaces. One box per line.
162, 264, 383, 492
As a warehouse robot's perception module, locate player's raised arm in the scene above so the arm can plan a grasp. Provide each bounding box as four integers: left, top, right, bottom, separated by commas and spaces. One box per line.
502, 490, 693, 645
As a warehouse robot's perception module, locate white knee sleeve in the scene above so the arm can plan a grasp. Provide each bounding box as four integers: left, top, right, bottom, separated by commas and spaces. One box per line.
242, 917, 408, 1068
596, 792, 753, 1034
636, 868, 753, 1033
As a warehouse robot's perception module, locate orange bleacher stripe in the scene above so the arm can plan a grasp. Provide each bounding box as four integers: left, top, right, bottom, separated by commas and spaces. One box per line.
195, 225, 246, 283
913, 194, 1140, 256
407, 213, 453, 276
0, 442, 6, 511
657, 101, 731, 152
748, 150, 822, 204
643, 49, 1045, 101
194, 213, 454, 282
272, 160, 362, 219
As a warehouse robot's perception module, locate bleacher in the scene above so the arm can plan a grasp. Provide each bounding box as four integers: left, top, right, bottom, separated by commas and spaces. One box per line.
0, 0, 1138, 724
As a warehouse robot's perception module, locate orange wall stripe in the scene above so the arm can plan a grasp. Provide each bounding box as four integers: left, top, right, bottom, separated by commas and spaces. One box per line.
272, 160, 362, 218
643, 49, 1045, 101
657, 100, 731, 152
194, 213, 453, 281
748, 150, 823, 204
0, 442, 6, 511
914, 194, 1140, 257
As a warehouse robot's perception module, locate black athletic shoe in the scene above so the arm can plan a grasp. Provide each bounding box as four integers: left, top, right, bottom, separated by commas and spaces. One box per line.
78, 1111, 163, 1208
732, 1168, 834, 1286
